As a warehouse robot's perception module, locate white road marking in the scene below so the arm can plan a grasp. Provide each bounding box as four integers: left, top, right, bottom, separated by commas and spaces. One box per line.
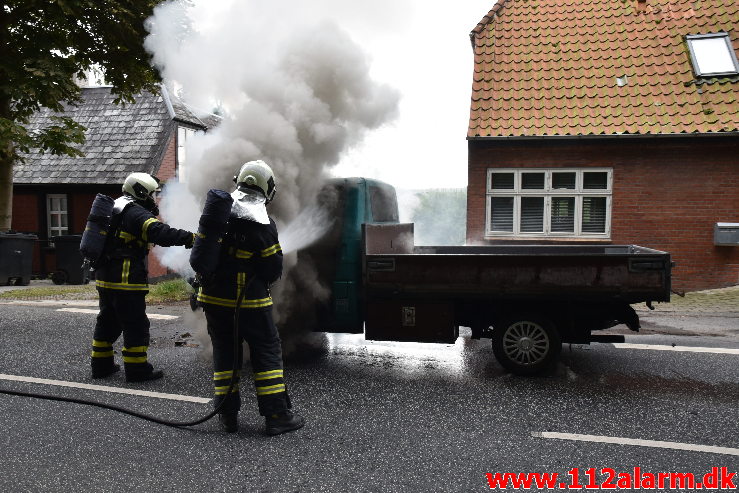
55, 307, 178, 320
0, 373, 210, 404
532, 431, 739, 456
613, 343, 739, 355
0, 300, 99, 307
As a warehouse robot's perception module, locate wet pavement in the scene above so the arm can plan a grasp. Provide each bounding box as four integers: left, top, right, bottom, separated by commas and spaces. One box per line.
0, 286, 737, 492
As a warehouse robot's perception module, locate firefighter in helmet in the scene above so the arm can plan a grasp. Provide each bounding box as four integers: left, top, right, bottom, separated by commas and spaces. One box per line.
197, 160, 304, 435
90, 172, 195, 382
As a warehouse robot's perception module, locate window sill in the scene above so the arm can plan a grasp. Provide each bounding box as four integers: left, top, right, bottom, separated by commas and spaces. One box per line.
483, 236, 612, 244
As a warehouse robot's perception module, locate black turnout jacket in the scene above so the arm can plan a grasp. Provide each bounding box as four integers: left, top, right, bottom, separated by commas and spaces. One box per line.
95, 200, 193, 292
197, 216, 282, 310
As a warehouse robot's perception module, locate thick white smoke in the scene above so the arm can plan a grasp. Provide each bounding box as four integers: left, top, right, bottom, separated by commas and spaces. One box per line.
145, 0, 400, 350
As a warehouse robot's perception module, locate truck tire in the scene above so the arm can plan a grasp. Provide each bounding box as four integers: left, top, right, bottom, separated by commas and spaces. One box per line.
492, 315, 561, 376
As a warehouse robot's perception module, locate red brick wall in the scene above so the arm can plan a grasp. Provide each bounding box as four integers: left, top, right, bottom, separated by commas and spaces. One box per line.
10, 192, 42, 274
11, 192, 39, 233
467, 137, 739, 291
148, 131, 178, 279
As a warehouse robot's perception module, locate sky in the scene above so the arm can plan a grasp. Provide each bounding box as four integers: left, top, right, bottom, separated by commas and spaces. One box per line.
150, 0, 495, 191
325, 1, 494, 189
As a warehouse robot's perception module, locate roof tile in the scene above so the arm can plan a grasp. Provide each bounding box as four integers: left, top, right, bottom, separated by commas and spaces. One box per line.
468, 0, 739, 137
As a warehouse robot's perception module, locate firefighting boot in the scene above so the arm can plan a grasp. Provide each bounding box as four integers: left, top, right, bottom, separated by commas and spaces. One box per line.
91, 363, 120, 379
123, 346, 163, 382
91, 340, 120, 379
265, 410, 305, 436
218, 412, 238, 433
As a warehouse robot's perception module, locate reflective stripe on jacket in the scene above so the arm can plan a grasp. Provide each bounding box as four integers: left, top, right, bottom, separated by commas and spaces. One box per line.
198, 216, 282, 310
95, 200, 193, 292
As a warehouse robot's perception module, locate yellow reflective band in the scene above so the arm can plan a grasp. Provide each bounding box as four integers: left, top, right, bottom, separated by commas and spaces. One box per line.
196, 292, 273, 309
91, 350, 114, 358
255, 384, 286, 396
141, 218, 159, 242
122, 356, 147, 363
214, 386, 239, 395
122, 258, 130, 285
260, 243, 282, 257
118, 231, 136, 242
92, 340, 112, 348
254, 369, 283, 380
235, 249, 253, 259
213, 370, 233, 378
123, 346, 147, 353
95, 280, 149, 291
213, 374, 234, 381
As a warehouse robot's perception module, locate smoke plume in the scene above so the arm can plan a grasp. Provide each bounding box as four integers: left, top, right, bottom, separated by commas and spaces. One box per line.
145, 0, 400, 350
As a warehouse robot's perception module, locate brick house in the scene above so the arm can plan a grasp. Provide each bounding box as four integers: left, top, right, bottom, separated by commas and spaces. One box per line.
11, 86, 215, 280
467, 0, 739, 291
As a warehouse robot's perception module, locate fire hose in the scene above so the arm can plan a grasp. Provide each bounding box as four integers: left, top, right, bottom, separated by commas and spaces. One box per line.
0, 279, 248, 429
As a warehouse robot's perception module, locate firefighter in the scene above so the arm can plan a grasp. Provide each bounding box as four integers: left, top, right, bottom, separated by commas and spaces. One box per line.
90, 173, 195, 382
197, 160, 304, 435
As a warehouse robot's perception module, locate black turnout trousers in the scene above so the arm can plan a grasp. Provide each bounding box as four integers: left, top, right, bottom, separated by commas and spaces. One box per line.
204, 305, 291, 416
93, 289, 150, 349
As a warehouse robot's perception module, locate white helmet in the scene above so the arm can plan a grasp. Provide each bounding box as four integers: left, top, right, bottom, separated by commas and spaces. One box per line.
122, 172, 161, 201
234, 160, 276, 203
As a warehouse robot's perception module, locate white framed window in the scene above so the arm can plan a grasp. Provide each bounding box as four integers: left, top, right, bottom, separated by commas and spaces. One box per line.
47, 194, 69, 238
686, 33, 739, 77
486, 168, 612, 238
177, 126, 198, 183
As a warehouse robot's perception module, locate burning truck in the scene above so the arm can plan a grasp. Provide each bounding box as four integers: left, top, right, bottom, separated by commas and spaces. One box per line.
286, 177, 671, 375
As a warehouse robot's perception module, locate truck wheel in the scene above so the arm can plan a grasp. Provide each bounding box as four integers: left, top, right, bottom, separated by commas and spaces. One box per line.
492, 315, 561, 376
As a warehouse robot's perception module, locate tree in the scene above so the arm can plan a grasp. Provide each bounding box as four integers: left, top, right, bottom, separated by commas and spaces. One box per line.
0, 0, 161, 231
411, 188, 467, 246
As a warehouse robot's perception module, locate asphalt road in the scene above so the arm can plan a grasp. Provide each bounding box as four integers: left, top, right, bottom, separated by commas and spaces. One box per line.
0, 301, 737, 492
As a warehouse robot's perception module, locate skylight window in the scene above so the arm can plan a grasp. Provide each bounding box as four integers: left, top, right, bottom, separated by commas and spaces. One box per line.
686, 33, 739, 77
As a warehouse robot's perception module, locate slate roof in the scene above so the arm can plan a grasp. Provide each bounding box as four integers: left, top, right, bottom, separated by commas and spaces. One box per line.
14, 86, 210, 185
468, 0, 739, 138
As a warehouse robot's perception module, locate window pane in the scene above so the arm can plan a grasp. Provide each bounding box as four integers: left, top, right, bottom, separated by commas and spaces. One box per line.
552, 172, 576, 190
490, 173, 514, 190
51, 215, 60, 228
490, 197, 513, 232
61, 215, 68, 228
60, 197, 67, 210
50, 198, 60, 211
520, 197, 544, 232
521, 172, 545, 190
582, 197, 607, 233
690, 36, 738, 74
583, 172, 608, 189
551, 197, 575, 232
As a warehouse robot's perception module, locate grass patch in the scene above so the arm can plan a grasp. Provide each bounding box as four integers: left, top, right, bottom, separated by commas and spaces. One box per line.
0, 278, 193, 303
0, 283, 98, 300
146, 278, 192, 303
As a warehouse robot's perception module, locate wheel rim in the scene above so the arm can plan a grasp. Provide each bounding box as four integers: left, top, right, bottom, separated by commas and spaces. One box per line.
502, 320, 550, 366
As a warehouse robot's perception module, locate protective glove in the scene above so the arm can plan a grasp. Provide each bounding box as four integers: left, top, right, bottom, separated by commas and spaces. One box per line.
185, 232, 196, 249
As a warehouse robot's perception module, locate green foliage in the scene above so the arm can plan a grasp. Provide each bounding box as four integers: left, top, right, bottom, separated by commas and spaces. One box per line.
411, 188, 467, 246
0, 0, 163, 229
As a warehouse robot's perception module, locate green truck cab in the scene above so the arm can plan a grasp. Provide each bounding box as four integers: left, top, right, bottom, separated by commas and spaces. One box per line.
304, 177, 399, 333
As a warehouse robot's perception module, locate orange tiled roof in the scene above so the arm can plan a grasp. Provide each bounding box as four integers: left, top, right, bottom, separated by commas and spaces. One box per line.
468, 0, 739, 138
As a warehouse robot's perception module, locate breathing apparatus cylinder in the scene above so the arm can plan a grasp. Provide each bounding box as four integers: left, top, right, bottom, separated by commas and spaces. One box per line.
80, 193, 115, 267
189, 189, 234, 276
